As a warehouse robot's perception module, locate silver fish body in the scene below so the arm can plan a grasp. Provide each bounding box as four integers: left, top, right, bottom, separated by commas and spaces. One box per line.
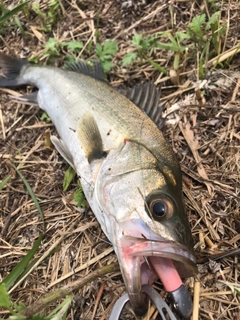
0, 53, 197, 317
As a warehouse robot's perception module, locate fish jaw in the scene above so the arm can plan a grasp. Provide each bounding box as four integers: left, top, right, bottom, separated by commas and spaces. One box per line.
113, 219, 197, 316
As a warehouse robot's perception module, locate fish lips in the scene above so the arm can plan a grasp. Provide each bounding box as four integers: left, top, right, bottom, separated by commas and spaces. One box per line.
116, 236, 197, 316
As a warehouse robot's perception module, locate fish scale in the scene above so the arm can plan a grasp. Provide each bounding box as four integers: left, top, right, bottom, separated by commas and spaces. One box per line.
0, 53, 197, 318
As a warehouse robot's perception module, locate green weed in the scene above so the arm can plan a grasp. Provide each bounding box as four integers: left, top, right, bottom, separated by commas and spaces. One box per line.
63, 166, 76, 192
0, 175, 11, 190
0, 1, 29, 34
73, 183, 86, 208
122, 9, 226, 78
122, 34, 167, 74
63, 167, 85, 207
32, 0, 61, 33
95, 40, 118, 72
0, 282, 72, 320
40, 112, 51, 123
43, 37, 83, 60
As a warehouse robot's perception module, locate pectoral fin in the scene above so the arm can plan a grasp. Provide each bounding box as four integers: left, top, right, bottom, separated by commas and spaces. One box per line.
50, 135, 75, 168
78, 113, 105, 163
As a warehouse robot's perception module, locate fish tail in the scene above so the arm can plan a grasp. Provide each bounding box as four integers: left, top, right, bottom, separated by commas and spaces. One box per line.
0, 53, 29, 87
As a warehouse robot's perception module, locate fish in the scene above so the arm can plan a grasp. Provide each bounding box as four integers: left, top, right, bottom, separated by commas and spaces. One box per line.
0, 53, 197, 318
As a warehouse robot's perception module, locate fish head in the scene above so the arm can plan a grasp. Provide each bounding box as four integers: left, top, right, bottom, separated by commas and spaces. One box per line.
94, 139, 197, 315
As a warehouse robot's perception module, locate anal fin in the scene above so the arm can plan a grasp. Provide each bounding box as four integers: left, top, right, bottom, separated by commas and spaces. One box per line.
9, 91, 38, 106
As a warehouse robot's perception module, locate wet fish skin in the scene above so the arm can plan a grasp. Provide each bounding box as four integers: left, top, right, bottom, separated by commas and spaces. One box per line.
0, 53, 196, 316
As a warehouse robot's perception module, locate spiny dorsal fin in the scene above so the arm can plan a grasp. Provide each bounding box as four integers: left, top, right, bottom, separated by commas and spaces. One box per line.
65, 60, 105, 81
78, 113, 106, 163
126, 82, 163, 127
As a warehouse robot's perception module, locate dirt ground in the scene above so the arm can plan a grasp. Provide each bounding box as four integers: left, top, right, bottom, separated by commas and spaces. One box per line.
0, 1, 240, 319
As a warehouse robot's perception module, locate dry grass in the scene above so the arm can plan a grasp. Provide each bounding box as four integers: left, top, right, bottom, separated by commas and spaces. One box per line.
0, 0, 240, 319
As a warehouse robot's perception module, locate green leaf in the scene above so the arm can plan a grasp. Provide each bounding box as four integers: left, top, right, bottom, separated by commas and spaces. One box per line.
175, 31, 191, 42
10, 163, 45, 229
64, 55, 76, 65
102, 60, 115, 73
122, 52, 138, 66
166, 33, 180, 48
40, 112, 51, 123
2, 234, 43, 290
103, 40, 117, 55
157, 41, 185, 52
47, 296, 73, 320
73, 185, 85, 208
63, 166, 76, 191
206, 11, 220, 30
0, 283, 11, 310
13, 301, 26, 312
0, 1, 30, 25
144, 56, 167, 74
0, 175, 11, 191
189, 14, 206, 37
30, 316, 46, 320
95, 43, 103, 58
45, 37, 59, 55
66, 41, 84, 52
132, 34, 143, 48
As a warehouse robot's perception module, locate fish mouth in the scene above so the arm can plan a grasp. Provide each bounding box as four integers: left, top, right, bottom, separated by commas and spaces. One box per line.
116, 229, 197, 315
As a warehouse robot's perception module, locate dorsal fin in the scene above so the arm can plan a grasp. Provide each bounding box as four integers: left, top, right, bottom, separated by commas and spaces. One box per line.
126, 82, 164, 127
65, 60, 105, 81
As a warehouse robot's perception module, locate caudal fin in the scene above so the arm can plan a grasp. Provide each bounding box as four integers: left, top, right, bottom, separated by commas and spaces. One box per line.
0, 53, 28, 87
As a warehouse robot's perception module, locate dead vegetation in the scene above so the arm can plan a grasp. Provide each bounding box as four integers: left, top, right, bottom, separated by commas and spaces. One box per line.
0, 0, 240, 319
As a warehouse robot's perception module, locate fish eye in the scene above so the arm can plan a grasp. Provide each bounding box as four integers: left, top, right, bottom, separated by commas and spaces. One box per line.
151, 201, 167, 217
146, 194, 174, 220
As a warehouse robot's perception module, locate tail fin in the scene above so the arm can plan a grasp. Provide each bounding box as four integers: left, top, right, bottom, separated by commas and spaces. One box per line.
0, 53, 29, 87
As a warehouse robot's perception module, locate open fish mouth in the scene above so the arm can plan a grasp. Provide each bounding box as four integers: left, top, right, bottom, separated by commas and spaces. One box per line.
116, 233, 197, 316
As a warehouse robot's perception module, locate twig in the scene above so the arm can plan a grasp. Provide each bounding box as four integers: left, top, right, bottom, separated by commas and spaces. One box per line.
192, 281, 200, 320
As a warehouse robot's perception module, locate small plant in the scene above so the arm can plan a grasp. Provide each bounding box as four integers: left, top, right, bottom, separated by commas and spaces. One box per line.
63, 167, 85, 207
0, 1, 29, 34
43, 37, 84, 59
32, 0, 61, 33
122, 34, 167, 74
40, 112, 51, 123
122, 9, 226, 79
73, 183, 86, 208
63, 166, 76, 192
0, 175, 11, 190
95, 40, 118, 72
0, 282, 72, 320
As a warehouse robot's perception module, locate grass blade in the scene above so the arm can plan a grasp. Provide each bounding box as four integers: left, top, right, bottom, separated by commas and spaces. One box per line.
2, 234, 43, 290
0, 1, 30, 25
0, 175, 11, 190
10, 162, 45, 230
